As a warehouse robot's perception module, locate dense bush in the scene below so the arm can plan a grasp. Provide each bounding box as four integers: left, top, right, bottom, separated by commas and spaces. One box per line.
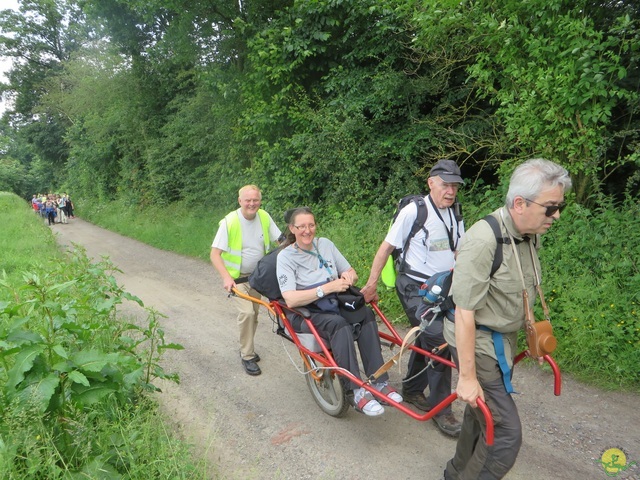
3, 1, 638, 208
0, 193, 202, 478
539, 198, 640, 388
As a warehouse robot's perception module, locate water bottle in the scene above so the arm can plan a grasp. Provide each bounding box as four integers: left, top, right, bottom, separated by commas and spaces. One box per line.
423, 284, 442, 303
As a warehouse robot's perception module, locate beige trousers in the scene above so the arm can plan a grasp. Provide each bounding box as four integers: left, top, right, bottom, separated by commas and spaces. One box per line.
233, 282, 262, 360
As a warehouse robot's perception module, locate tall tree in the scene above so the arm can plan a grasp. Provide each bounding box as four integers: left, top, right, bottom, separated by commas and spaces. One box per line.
241, 0, 492, 207
0, 0, 92, 187
410, 0, 640, 202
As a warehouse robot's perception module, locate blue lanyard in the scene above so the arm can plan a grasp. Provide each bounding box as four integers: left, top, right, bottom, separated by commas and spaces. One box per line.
296, 240, 334, 277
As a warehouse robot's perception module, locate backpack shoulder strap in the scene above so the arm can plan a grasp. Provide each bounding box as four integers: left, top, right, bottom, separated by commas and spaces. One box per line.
398, 197, 428, 277
482, 214, 510, 278
410, 196, 428, 237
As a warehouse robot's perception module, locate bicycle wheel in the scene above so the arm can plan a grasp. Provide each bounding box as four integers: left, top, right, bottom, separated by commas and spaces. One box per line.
303, 354, 350, 418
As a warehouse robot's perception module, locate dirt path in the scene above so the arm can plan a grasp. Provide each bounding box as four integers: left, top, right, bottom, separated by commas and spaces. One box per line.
51, 219, 639, 480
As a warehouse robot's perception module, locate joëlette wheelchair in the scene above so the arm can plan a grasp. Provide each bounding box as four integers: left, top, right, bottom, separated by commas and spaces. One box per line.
232, 284, 562, 447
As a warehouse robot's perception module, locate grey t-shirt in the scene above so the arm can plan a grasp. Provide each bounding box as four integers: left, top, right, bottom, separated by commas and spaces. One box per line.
277, 237, 351, 293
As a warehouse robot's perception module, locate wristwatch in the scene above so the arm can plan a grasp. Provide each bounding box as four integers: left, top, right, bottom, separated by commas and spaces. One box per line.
316, 286, 325, 298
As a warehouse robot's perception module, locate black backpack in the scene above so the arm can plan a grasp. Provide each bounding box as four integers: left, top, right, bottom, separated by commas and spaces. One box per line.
416, 214, 513, 319
382, 194, 463, 287
483, 214, 509, 278
247, 247, 283, 300
393, 195, 428, 263
381, 195, 429, 287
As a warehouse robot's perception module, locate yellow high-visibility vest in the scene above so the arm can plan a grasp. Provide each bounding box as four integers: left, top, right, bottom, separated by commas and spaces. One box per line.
220, 209, 272, 279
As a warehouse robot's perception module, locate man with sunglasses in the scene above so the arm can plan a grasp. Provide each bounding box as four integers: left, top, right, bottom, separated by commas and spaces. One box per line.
211, 185, 281, 376
442, 158, 571, 480
361, 159, 465, 436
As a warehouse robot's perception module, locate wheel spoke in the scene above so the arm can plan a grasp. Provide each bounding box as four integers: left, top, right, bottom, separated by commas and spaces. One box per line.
304, 355, 349, 417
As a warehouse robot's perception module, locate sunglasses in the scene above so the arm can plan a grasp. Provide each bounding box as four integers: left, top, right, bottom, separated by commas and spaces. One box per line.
524, 198, 566, 217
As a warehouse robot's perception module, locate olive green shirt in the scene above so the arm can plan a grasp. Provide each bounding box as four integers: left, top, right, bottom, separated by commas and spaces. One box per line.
443, 206, 541, 369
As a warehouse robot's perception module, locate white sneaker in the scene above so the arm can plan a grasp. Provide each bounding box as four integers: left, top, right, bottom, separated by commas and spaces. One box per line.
374, 381, 403, 403
353, 388, 384, 416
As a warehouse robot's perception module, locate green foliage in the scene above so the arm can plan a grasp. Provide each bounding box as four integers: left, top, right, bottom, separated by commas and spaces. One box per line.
43, 45, 132, 202
0, 192, 202, 477
5, 0, 639, 208
0, 0, 92, 179
411, 0, 640, 202
243, 0, 461, 208
539, 199, 640, 389
480, 5, 636, 201
0, 250, 183, 466
0, 192, 60, 281
0, 395, 206, 479
0, 158, 29, 204
457, 179, 507, 226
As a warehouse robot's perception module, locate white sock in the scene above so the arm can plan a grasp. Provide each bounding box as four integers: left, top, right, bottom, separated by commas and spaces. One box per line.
353, 387, 365, 402
374, 381, 388, 391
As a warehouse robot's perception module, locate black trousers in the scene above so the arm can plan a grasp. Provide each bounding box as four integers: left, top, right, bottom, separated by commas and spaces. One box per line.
395, 273, 452, 413
293, 307, 387, 391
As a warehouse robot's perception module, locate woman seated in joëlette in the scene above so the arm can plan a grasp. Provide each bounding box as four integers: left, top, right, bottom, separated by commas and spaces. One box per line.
276, 207, 403, 416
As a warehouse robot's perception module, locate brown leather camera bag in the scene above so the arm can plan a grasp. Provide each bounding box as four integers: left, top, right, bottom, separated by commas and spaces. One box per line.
523, 285, 557, 357
509, 226, 558, 358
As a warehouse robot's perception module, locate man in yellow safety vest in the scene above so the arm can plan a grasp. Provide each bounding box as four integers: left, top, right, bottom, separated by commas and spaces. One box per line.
210, 185, 281, 375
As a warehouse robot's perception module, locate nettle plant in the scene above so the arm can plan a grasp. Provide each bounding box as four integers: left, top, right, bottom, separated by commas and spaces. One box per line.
0, 248, 182, 423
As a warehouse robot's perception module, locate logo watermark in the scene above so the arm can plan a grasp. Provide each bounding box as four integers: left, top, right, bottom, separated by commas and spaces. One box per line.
596, 447, 637, 477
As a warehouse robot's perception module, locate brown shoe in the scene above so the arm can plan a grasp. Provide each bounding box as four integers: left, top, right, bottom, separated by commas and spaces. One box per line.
433, 413, 461, 437
401, 391, 431, 411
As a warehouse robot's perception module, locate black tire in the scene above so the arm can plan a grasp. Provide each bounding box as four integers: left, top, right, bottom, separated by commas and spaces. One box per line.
303, 354, 350, 418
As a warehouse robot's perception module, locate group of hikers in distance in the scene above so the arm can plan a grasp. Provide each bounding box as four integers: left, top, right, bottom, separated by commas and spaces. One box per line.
210, 158, 572, 480
31, 193, 75, 226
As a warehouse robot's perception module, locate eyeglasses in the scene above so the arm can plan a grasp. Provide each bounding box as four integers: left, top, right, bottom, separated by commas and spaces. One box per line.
292, 224, 316, 231
432, 179, 461, 190
524, 198, 566, 217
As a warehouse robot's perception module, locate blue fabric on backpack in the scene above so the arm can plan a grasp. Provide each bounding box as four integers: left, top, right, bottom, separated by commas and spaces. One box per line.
416, 269, 455, 321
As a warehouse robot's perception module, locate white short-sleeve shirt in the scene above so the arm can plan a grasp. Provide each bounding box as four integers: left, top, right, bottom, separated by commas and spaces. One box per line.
384, 196, 464, 280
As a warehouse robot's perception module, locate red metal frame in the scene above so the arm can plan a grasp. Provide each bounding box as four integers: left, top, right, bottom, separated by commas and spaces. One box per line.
513, 350, 562, 396
233, 289, 564, 447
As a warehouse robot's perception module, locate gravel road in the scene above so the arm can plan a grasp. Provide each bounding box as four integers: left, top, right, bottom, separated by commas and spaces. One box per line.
52, 219, 639, 480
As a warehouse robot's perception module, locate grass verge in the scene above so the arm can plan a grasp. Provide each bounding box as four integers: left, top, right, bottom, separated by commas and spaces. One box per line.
0, 192, 207, 478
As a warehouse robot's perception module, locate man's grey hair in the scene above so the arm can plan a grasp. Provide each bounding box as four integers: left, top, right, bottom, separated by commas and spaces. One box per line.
506, 158, 572, 207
